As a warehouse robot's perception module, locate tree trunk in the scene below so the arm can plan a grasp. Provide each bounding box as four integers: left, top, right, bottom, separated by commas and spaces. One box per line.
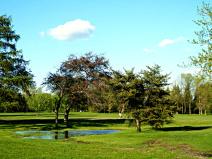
55, 107, 59, 128
189, 103, 191, 114
182, 105, 184, 114
55, 97, 62, 128
184, 103, 187, 114
135, 119, 141, 132
200, 107, 202, 115
64, 107, 71, 127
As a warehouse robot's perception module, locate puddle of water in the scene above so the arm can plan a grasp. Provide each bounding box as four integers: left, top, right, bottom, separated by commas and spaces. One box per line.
16, 130, 119, 140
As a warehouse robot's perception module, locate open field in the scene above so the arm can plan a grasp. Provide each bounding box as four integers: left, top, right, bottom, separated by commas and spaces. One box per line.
0, 113, 212, 159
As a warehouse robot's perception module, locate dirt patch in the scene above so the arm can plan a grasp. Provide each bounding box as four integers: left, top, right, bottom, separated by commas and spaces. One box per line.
144, 140, 212, 159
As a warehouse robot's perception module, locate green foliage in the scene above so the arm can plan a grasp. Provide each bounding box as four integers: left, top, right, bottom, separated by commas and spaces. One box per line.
170, 84, 183, 113
194, 80, 212, 114
190, 2, 212, 79
141, 65, 174, 128
170, 74, 212, 115
110, 69, 144, 131
181, 73, 194, 114
0, 15, 33, 112
110, 65, 174, 131
45, 53, 111, 125
26, 93, 56, 112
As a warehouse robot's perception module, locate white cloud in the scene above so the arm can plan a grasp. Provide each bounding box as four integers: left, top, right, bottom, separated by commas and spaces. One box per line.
158, 37, 185, 48
158, 39, 175, 47
143, 48, 154, 53
48, 19, 95, 41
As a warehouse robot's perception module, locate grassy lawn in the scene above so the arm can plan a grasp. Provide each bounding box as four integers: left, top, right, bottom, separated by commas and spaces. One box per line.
0, 112, 120, 120
0, 113, 212, 159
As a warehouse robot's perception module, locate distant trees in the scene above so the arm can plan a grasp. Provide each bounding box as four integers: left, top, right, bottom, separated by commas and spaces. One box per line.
181, 74, 194, 114
0, 15, 34, 112
26, 87, 56, 112
170, 84, 182, 113
170, 74, 212, 115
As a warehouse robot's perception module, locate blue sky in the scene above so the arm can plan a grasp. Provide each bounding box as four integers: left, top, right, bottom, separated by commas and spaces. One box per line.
1, 0, 209, 87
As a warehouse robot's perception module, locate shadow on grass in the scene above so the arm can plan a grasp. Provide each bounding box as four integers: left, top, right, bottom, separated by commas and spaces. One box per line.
0, 118, 132, 130
202, 152, 212, 158
157, 126, 212, 131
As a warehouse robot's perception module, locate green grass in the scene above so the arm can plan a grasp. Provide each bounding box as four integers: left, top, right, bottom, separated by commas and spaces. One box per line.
0, 113, 212, 159
0, 112, 120, 120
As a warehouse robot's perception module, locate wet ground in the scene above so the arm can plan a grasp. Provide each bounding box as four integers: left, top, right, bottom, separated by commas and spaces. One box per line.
16, 130, 120, 139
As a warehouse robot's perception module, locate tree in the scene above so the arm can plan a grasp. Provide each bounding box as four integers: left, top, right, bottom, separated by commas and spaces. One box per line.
44, 72, 71, 127
110, 65, 174, 132
61, 53, 111, 125
194, 77, 212, 115
190, 2, 212, 79
141, 65, 174, 128
170, 84, 183, 114
110, 69, 145, 132
181, 73, 194, 114
45, 53, 111, 126
0, 15, 33, 112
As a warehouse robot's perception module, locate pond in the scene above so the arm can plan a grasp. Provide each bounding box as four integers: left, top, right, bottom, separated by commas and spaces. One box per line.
16, 130, 120, 140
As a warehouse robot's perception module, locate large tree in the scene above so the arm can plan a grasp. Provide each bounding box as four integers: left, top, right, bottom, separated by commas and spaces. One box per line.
0, 15, 33, 112
110, 69, 145, 132
61, 53, 111, 125
110, 65, 174, 132
141, 65, 174, 128
45, 53, 111, 126
190, 2, 212, 79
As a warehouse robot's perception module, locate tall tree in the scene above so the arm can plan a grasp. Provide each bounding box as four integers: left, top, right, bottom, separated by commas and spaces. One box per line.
170, 84, 183, 114
62, 53, 111, 125
110, 65, 174, 132
0, 15, 33, 112
194, 79, 212, 115
110, 69, 145, 132
181, 74, 193, 114
45, 53, 111, 126
44, 72, 71, 127
141, 65, 174, 128
190, 2, 212, 79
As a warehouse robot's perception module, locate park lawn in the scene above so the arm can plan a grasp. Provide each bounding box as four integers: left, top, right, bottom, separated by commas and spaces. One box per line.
0, 113, 212, 159
0, 112, 120, 120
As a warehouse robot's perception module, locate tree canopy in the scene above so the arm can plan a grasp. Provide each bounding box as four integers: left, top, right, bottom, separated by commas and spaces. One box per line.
190, 2, 212, 79
0, 15, 34, 112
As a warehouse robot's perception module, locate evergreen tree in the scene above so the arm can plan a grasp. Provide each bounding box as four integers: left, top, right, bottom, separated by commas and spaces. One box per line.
0, 15, 33, 112
110, 69, 145, 132
141, 65, 174, 128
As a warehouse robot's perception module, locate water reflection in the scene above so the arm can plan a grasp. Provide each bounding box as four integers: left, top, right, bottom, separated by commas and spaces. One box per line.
16, 130, 119, 140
